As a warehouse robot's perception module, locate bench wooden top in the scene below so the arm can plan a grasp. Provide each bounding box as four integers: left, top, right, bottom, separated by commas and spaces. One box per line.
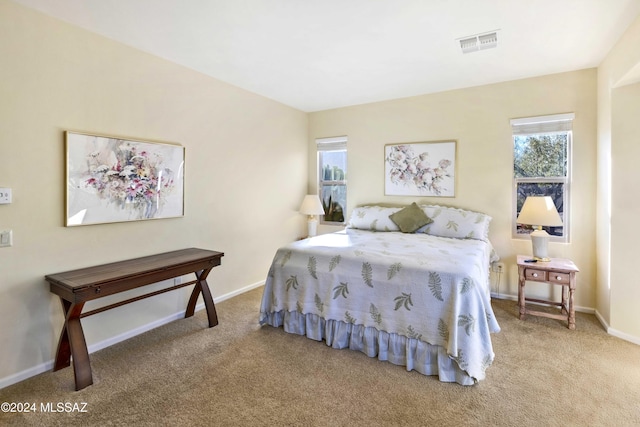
46, 248, 224, 302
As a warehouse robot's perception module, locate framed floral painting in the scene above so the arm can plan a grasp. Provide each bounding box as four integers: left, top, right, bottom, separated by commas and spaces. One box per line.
65, 131, 185, 226
384, 140, 456, 197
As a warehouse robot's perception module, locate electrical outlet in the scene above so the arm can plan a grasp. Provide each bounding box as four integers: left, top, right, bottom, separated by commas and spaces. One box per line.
0, 230, 12, 247
0, 188, 11, 204
492, 262, 505, 273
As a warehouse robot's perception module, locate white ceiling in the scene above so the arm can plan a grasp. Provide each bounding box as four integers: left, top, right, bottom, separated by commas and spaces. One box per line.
11, 0, 640, 112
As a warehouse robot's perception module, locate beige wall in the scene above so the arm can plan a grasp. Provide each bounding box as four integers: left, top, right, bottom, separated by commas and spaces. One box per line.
596, 14, 640, 342
611, 83, 640, 337
309, 70, 598, 309
0, 1, 308, 384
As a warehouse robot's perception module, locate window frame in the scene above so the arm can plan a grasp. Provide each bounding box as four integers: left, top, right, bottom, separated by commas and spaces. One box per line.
316, 136, 347, 226
511, 114, 573, 242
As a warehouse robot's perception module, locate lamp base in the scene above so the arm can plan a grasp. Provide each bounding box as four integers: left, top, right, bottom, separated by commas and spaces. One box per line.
307, 217, 318, 238
530, 228, 550, 261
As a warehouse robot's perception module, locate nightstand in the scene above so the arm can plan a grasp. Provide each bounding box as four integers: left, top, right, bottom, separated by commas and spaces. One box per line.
517, 255, 579, 330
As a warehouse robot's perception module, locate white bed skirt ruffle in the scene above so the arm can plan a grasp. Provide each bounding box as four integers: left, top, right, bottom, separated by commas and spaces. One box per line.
261, 310, 476, 385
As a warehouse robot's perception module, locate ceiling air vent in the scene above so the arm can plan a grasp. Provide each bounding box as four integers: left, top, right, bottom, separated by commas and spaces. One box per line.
458, 30, 499, 54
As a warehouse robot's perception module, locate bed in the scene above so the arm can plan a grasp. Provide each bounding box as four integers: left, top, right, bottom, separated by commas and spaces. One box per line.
259, 203, 500, 385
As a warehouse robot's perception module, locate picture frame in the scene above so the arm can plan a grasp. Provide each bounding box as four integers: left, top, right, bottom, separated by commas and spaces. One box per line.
384, 140, 456, 197
65, 131, 185, 226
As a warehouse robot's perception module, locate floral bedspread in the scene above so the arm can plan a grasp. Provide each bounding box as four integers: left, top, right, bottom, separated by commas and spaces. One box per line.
259, 229, 501, 381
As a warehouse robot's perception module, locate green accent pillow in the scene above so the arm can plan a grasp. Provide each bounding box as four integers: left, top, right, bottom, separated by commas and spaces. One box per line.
389, 202, 433, 233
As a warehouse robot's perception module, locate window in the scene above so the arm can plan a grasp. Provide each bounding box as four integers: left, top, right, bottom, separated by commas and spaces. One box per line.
511, 113, 574, 241
317, 136, 347, 225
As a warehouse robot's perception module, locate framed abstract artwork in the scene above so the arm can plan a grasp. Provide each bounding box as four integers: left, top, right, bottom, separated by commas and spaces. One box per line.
384, 140, 456, 197
65, 131, 185, 226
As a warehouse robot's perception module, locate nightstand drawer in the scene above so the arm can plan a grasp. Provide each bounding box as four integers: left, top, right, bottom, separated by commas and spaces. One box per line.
549, 272, 571, 284
525, 268, 547, 281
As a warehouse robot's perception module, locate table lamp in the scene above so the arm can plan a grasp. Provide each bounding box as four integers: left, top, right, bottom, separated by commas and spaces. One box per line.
299, 194, 325, 237
516, 196, 563, 261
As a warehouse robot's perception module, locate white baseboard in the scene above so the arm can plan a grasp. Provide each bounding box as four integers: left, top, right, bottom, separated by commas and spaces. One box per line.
594, 309, 610, 331
491, 292, 517, 302
607, 328, 640, 346
594, 310, 640, 346
0, 361, 54, 391
494, 294, 640, 346
0, 280, 265, 390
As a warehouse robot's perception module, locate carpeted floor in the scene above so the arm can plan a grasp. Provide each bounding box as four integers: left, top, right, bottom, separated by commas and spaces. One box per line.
1, 286, 639, 426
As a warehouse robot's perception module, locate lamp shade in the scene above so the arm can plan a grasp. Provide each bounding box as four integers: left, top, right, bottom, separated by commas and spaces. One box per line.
516, 196, 562, 227
299, 195, 325, 216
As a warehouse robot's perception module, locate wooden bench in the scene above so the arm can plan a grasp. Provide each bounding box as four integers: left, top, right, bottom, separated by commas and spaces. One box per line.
45, 248, 224, 390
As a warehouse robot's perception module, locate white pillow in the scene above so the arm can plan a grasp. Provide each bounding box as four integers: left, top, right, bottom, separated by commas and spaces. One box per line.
418, 205, 492, 241
347, 206, 402, 232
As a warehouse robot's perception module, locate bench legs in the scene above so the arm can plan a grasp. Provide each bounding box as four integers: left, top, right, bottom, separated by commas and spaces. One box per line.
186, 268, 219, 327
53, 268, 219, 391
53, 299, 93, 391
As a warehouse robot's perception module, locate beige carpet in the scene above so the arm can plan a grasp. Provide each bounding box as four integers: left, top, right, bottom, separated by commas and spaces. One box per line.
1, 287, 639, 426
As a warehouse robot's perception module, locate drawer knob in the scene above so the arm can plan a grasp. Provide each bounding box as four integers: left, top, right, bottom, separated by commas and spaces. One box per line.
556, 276, 562, 280
532, 273, 538, 278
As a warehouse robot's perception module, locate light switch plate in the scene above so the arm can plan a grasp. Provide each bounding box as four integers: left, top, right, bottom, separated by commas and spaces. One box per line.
0, 188, 11, 204
0, 230, 12, 247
